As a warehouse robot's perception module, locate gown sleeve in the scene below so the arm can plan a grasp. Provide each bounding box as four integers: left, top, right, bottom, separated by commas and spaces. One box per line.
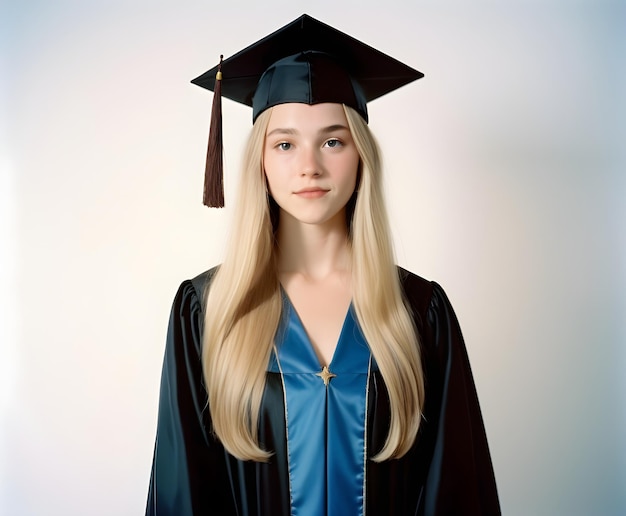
420, 282, 501, 516
145, 278, 234, 516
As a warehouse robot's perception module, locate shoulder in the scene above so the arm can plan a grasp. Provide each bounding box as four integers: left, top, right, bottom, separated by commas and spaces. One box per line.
168, 266, 219, 319
396, 265, 437, 319
189, 266, 220, 303
396, 266, 458, 332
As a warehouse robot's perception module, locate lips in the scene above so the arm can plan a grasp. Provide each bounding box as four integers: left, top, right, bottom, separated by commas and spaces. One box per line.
294, 187, 330, 198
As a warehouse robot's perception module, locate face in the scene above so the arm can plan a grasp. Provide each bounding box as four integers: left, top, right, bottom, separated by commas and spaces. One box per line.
263, 103, 360, 228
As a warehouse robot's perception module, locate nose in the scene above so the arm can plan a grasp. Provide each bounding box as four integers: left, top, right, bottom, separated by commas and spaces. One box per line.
299, 145, 321, 177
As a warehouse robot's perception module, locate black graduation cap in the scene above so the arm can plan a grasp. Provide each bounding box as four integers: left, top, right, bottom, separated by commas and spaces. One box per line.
192, 14, 423, 207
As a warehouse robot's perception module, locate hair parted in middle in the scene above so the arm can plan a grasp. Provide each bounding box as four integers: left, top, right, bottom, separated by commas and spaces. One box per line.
202, 104, 425, 463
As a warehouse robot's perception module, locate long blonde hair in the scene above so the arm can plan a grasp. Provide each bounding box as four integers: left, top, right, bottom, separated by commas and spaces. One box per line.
203, 105, 424, 462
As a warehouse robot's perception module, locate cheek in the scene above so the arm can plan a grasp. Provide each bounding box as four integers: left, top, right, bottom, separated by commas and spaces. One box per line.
340, 154, 360, 190
263, 163, 283, 198
262, 152, 276, 190
264, 170, 275, 196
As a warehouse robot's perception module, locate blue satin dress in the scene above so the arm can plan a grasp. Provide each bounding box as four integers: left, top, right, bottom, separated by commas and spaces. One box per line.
268, 293, 371, 516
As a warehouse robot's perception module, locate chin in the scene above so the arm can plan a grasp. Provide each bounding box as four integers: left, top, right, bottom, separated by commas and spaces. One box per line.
295, 214, 334, 226
284, 209, 343, 227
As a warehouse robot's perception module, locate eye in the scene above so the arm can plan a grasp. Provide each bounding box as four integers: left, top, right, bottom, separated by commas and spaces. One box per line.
277, 142, 292, 151
324, 139, 343, 148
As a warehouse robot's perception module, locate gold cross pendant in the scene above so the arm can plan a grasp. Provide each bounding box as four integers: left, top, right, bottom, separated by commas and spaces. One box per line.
316, 365, 336, 386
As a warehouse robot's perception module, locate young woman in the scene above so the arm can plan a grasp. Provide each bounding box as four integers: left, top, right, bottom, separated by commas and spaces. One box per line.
146, 15, 500, 516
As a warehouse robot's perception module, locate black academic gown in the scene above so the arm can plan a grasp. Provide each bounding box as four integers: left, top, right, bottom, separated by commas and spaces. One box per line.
146, 267, 501, 515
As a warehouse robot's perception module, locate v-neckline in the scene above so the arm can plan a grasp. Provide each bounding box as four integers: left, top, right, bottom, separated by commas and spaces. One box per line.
280, 287, 352, 370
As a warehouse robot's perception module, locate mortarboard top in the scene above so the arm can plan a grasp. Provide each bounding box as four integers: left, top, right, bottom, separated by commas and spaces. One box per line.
192, 14, 423, 207
192, 14, 423, 122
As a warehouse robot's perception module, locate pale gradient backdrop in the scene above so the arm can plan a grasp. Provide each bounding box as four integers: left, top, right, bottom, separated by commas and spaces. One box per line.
1, 1, 625, 515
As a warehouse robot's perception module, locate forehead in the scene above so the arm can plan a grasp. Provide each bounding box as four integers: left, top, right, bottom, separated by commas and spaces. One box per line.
266, 103, 350, 132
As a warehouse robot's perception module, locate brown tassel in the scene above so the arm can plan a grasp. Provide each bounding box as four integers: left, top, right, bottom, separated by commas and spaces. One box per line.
203, 55, 224, 207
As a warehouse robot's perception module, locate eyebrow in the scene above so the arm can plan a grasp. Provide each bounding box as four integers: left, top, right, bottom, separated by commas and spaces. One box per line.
266, 124, 350, 138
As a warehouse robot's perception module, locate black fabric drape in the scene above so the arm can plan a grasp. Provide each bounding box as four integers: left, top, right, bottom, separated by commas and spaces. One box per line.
146, 267, 500, 515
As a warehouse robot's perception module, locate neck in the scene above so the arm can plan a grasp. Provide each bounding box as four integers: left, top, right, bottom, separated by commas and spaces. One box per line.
275, 211, 351, 280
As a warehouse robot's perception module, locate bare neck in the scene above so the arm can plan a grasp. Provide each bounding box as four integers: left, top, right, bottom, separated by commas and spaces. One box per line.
275, 211, 351, 280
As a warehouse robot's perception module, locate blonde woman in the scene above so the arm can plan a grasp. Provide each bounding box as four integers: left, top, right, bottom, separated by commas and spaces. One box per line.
146, 15, 500, 516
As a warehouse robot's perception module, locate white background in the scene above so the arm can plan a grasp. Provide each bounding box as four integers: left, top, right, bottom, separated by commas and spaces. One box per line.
1, 1, 625, 514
